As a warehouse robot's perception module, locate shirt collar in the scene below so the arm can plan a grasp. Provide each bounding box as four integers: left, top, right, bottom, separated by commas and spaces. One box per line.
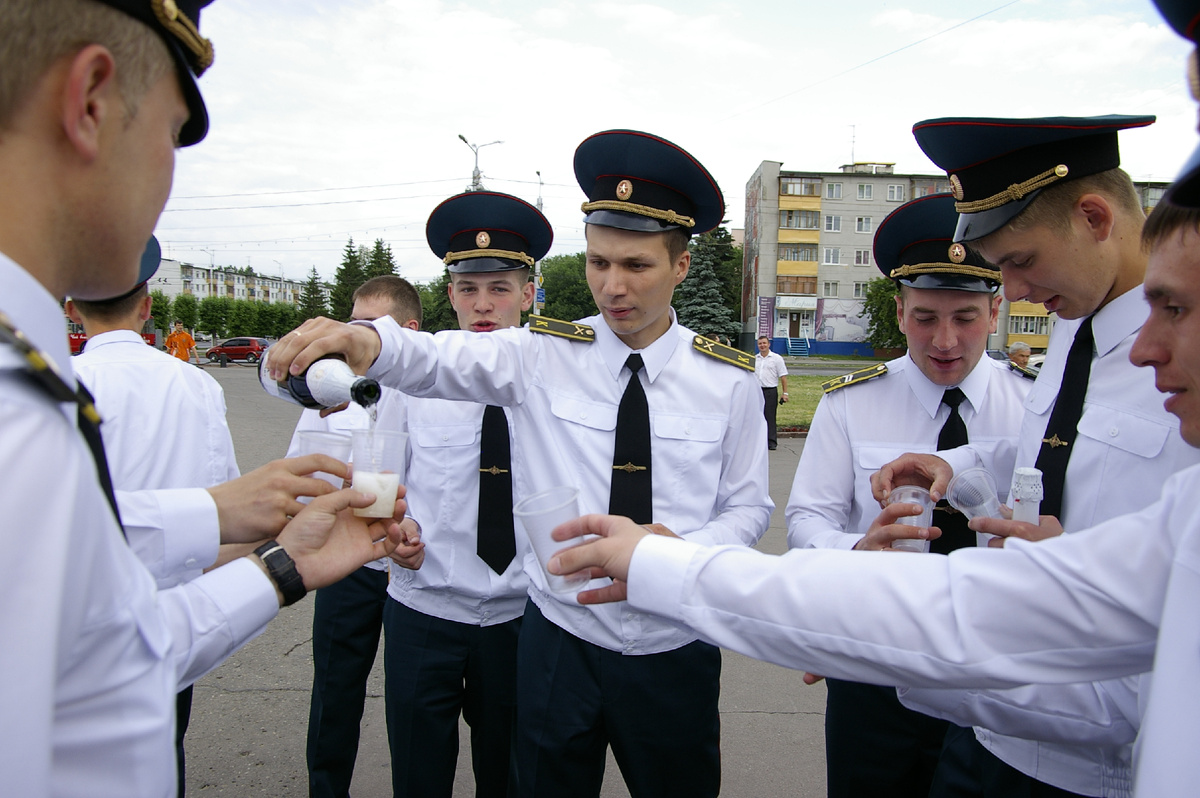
80, 329, 146, 352
592, 307, 680, 384
1092, 284, 1148, 358
903, 351, 992, 420
0, 251, 76, 387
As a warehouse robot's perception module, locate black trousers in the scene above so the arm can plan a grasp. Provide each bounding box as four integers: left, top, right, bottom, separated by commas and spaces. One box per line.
824, 678, 950, 798
175, 685, 192, 798
383, 598, 521, 798
514, 600, 721, 798
930, 724, 1092, 798
306, 566, 388, 798
763, 386, 779, 447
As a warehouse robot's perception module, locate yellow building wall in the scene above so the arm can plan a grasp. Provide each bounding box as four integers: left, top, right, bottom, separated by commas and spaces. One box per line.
778, 229, 820, 245
777, 261, 819, 277
778, 195, 821, 212
1006, 300, 1051, 350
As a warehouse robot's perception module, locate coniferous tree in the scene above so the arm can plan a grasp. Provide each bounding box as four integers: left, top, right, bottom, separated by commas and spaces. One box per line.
330, 238, 365, 321
675, 234, 740, 342
300, 266, 328, 320
416, 272, 456, 332
364, 239, 398, 278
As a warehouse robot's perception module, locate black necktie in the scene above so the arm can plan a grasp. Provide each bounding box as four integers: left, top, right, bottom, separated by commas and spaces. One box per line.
609, 353, 653, 524
477, 404, 515, 573
931, 387, 972, 554
1035, 316, 1095, 520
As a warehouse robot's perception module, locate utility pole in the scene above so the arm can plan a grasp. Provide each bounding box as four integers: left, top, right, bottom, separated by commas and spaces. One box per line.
457, 134, 503, 191
533, 170, 545, 316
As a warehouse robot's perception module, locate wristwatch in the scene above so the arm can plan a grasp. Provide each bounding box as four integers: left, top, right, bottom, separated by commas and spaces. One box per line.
253, 541, 308, 606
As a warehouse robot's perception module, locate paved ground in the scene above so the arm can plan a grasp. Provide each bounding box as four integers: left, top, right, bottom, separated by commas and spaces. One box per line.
185, 363, 827, 797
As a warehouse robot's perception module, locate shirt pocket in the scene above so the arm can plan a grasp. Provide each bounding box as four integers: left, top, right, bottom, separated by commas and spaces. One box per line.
1026, 381, 1058, 416
548, 393, 618, 432
856, 445, 926, 472
1076, 405, 1171, 459
412, 423, 477, 449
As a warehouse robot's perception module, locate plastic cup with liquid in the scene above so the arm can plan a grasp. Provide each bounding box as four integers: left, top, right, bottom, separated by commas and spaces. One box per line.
886, 485, 934, 553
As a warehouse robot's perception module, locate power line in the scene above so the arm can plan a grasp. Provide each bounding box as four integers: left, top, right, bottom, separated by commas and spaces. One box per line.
721, 1, 1020, 121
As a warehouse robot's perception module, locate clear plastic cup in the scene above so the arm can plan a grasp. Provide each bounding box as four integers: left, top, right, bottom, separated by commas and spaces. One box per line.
887, 485, 933, 553
513, 486, 590, 594
295, 431, 352, 492
350, 430, 407, 518
946, 467, 1004, 547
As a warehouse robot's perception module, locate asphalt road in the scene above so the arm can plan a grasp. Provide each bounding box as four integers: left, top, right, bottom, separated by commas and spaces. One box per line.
185, 363, 828, 797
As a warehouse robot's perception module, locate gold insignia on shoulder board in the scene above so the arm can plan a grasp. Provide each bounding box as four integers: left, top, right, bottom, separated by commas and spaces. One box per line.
616, 179, 633, 201
948, 243, 966, 264
475, 231, 491, 249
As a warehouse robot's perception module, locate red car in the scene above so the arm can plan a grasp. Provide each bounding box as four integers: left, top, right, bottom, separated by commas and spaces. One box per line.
205, 337, 269, 363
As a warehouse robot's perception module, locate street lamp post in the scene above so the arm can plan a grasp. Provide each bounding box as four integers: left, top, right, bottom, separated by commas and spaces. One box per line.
457, 134, 503, 191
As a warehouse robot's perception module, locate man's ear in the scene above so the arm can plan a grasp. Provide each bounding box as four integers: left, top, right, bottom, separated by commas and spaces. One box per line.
65, 299, 84, 326
520, 279, 535, 312
674, 250, 690, 286
1075, 193, 1116, 243
138, 294, 153, 322
60, 45, 120, 163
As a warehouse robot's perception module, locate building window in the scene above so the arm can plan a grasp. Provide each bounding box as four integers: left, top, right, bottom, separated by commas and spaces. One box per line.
855, 249, 872, 266
779, 244, 817, 261
856, 216, 872, 234
857, 184, 873, 200
823, 247, 841, 265
825, 215, 841, 232
780, 210, 820, 229
826, 182, 842, 200
1144, 185, 1166, 209
781, 177, 821, 196
778, 276, 817, 295
888, 184, 906, 202
1008, 315, 1050, 335
823, 281, 839, 297
854, 282, 870, 298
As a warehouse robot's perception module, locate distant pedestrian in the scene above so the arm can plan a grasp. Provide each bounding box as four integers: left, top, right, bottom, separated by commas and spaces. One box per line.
166, 320, 197, 363
1006, 341, 1031, 369
755, 335, 788, 450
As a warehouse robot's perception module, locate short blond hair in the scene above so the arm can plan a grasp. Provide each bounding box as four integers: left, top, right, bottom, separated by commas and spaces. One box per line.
0, 0, 172, 130
996, 168, 1144, 238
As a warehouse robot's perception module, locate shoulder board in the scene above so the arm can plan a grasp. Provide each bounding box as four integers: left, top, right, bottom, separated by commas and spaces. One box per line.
529, 317, 595, 342
821, 363, 888, 394
692, 336, 754, 371
0, 310, 99, 421
1008, 361, 1038, 381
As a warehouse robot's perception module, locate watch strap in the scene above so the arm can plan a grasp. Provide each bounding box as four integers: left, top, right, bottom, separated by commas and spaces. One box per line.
253, 541, 307, 607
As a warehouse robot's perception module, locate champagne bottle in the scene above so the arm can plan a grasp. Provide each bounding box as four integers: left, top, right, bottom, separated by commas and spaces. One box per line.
259, 349, 380, 409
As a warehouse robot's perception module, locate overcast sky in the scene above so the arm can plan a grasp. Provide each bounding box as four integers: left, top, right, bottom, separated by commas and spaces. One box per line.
160, 0, 1196, 286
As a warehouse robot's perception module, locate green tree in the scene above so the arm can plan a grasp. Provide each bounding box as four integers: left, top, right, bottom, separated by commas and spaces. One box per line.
252, 301, 278, 338
416, 272, 456, 333
540, 253, 594, 322
299, 266, 328, 320
330, 238, 365, 321
272, 302, 300, 337
692, 226, 743, 322
859, 278, 905, 349
198, 296, 231, 339
227, 299, 257, 336
364, 239, 398, 279
172, 292, 198, 330
674, 238, 740, 341
149, 290, 171, 332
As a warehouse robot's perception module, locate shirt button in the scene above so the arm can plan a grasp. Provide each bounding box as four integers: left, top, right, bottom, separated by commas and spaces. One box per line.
580, 412, 588, 420
684, 427, 692, 436
1109, 428, 1119, 437
185, 558, 197, 568
442, 434, 449, 441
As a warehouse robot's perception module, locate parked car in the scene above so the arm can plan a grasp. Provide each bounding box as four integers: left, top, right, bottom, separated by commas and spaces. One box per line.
1027, 353, 1046, 372
205, 337, 269, 363
985, 349, 1008, 361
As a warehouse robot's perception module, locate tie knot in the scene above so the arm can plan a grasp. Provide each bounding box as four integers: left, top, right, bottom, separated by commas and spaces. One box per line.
942, 387, 966, 410
625, 353, 645, 374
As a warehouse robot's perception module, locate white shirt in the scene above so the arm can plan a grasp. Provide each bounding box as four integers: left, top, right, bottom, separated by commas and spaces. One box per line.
0, 254, 281, 797
389, 393, 530, 625
74, 330, 240, 587
623, 461, 1200, 798
754, 350, 788, 389
932, 287, 1200, 795
367, 312, 772, 654
787, 353, 1029, 551
285, 395, 406, 572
